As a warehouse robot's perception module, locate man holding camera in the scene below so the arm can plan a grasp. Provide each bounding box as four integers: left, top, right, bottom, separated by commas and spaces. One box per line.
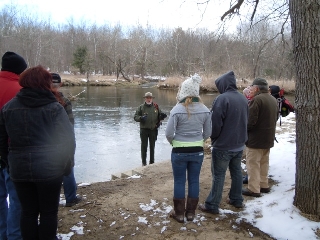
134, 92, 167, 166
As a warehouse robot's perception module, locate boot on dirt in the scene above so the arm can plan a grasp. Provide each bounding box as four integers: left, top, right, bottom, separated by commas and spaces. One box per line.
170, 198, 185, 223
185, 197, 199, 221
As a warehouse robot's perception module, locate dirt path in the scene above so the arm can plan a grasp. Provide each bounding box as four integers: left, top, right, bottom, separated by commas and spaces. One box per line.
57, 152, 275, 240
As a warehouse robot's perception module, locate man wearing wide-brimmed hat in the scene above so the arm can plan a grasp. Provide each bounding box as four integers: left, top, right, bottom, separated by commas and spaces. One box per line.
134, 92, 166, 166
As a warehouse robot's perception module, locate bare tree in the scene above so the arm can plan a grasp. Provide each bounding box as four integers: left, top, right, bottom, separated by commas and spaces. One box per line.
290, 0, 320, 217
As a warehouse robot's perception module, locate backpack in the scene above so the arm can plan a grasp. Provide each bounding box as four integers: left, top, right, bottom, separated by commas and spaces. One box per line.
269, 85, 295, 123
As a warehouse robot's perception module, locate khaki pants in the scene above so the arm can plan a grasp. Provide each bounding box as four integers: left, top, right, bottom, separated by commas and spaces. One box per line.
246, 147, 270, 193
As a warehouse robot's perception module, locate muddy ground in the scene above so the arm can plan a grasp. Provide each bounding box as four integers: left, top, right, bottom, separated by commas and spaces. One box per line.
57, 150, 275, 240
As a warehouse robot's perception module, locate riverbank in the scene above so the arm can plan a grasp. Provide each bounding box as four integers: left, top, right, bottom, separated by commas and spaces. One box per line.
57, 152, 275, 240
59, 74, 296, 95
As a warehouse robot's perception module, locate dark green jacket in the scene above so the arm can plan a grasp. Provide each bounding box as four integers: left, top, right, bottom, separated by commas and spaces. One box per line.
134, 102, 161, 130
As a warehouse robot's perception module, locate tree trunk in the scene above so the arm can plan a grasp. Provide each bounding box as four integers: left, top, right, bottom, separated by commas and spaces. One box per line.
290, 0, 320, 216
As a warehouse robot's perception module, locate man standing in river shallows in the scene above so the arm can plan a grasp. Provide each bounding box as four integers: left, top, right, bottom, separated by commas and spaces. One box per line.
134, 92, 165, 166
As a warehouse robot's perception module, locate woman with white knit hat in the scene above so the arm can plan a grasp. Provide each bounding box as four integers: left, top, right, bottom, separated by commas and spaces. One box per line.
165, 74, 211, 223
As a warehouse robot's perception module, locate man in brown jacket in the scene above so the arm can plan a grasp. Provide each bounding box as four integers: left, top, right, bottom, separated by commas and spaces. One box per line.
242, 78, 279, 197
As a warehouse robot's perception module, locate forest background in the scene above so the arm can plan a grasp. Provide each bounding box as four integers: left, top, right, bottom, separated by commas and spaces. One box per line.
0, 2, 294, 87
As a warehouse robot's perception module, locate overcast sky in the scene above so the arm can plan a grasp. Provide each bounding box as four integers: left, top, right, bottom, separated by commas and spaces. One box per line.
0, 0, 242, 32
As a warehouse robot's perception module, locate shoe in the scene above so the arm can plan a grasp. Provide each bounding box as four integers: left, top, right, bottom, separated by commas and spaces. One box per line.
142, 163, 146, 167
65, 195, 83, 207
198, 204, 219, 214
243, 175, 248, 184
226, 198, 244, 208
260, 188, 270, 193
242, 188, 261, 197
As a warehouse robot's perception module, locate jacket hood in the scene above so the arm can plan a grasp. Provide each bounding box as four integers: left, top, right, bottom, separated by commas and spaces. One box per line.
16, 88, 57, 107
215, 71, 238, 94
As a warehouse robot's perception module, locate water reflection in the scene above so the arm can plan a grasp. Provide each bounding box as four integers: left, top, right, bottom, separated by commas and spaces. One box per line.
60, 85, 217, 183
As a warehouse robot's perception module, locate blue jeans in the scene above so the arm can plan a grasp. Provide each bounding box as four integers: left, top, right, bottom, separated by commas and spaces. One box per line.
0, 168, 22, 240
63, 168, 77, 203
205, 149, 243, 211
171, 151, 204, 199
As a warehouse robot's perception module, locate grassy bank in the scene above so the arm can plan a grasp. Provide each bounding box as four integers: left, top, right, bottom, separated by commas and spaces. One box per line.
159, 75, 296, 95
59, 74, 296, 95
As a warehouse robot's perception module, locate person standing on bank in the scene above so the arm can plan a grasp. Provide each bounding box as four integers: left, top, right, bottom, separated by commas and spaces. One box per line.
165, 74, 211, 223
198, 71, 248, 214
0, 51, 27, 240
0, 66, 76, 240
134, 92, 166, 166
51, 73, 82, 207
242, 78, 278, 197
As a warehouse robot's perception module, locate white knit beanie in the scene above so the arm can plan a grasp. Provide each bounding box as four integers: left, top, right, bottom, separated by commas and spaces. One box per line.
177, 74, 202, 101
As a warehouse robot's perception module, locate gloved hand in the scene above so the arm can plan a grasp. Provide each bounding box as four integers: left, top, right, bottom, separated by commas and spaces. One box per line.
140, 114, 148, 122
159, 112, 167, 120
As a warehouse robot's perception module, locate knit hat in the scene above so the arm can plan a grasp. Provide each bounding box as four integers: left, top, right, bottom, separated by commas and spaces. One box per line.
51, 73, 61, 83
252, 77, 268, 86
1, 51, 27, 75
177, 74, 202, 101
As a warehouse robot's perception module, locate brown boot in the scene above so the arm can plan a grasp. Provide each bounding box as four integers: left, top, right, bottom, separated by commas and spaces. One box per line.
170, 198, 185, 223
185, 197, 199, 221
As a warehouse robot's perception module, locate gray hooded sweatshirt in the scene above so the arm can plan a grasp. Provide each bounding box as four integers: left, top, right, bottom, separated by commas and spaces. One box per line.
211, 71, 248, 150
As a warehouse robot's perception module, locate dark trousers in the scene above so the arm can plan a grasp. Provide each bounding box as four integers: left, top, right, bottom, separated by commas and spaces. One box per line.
140, 128, 157, 165
14, 176, 63, 240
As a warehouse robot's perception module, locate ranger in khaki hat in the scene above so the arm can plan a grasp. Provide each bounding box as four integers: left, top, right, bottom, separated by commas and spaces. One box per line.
134, 92, 167, 166
143, 92, 155, 98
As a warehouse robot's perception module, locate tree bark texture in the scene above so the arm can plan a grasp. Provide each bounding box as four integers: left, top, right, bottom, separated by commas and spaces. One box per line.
290, 0, 320, 216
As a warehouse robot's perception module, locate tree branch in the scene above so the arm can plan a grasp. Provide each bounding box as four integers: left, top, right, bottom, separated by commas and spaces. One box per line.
221, 0, 245, 21
251, 0, 260, 21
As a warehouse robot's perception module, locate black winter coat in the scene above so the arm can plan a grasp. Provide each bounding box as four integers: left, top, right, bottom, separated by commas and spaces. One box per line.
0, 88, 76, 182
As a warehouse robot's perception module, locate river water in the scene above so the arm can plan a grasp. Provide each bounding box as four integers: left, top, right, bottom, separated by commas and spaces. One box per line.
60, 85, 295, 183
60, 84, 218, 183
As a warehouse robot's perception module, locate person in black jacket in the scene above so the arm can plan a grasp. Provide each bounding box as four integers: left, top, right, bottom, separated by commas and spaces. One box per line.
0, 65, 75, 240
198, 71, 248, 214
51, 73, 82, 207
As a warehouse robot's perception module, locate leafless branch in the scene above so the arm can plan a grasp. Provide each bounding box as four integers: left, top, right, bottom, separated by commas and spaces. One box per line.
251, 0, 260, 21
221, 0, 245, 21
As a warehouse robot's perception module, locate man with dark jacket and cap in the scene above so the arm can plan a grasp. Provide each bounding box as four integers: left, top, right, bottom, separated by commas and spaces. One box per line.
242, 78, 278, 197
0, 51, 27, 240
198, 71, 248, 214
51, 73, 82, 207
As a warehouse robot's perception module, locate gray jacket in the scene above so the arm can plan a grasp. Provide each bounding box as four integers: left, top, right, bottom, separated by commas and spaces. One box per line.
165, 102, 211, 147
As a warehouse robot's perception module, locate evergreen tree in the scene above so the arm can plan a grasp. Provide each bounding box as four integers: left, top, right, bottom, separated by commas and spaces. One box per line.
72, 46, 88, 74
